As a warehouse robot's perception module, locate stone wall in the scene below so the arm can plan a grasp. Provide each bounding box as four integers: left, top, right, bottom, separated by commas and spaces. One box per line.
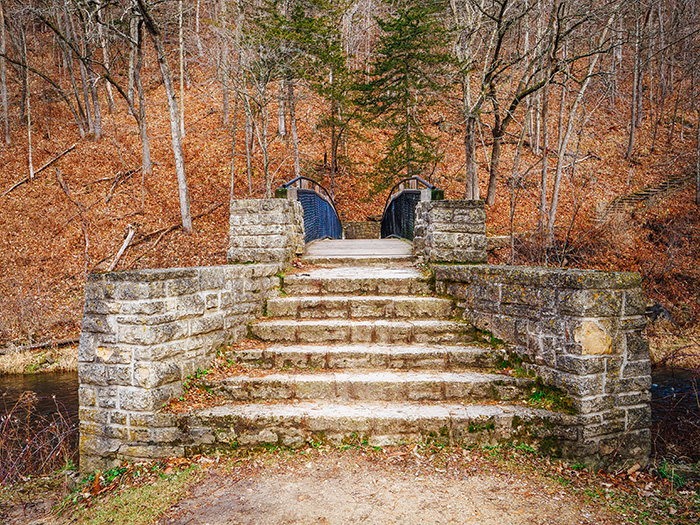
435, 265, 651, 468
343, 221, 381, 239
228, 199, 304, 264
414, 200, 487, 263
78, 264, 279, 472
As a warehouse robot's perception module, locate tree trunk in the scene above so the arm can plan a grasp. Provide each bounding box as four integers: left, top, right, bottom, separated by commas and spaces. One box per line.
230, 92, 240, 207
278, 80, 286, 138
137, 0, 192, 233
464, 114, 479, 200
539, 82, 550, 235
134, 19, 152, 177
97, 5, 115, 114
127, 16, 137, 112
179, 0, 185, 138
23, 28, 34, 179
287, 78, 300, 179
244, 99, 253, 195
486, 114, 503, 206
0, 0, 10, 144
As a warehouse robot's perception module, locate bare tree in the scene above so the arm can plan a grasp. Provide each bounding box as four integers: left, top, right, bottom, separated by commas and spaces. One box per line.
136, 0, 192, 232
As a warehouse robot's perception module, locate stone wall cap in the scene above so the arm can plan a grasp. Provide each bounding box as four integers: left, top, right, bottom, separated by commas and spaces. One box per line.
433, 264, 642, 289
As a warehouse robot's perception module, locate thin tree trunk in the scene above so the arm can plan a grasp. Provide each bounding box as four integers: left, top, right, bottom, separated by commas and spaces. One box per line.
196, 0, 204, 57
138, 0, 192, 233
89, 69, 103, 139
230, 92, 240, 207
244, 99, 253, 195
179, 0, 185, 138
23, 30, 34, 179
626, 14, 640, 161
278, 80, 286, 138
287, 78, 300, 179
539, 82, 550, 236
0, 0, 9, 145
464, 114, 479, 200
127, 16, 137, 112
134, 19, 152, 178
97, 5, 115, 113
696, 108, 700, 206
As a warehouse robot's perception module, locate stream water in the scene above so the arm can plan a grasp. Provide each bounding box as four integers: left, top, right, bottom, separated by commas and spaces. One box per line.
0, 371, 79, 420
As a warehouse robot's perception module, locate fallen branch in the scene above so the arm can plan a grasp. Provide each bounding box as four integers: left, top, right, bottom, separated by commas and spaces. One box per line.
0, 143, 77, 199
0, 336, 81, 354
107, 224, 137, 272
90, 201, 224, 272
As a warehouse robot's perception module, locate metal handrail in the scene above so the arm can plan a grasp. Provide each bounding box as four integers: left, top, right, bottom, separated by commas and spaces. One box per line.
381, 176, 436, 221
278, 176, 339, 215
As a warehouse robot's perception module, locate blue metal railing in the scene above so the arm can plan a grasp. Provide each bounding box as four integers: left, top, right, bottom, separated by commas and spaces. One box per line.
380, 176, 439, 241
278, 177, 342, 243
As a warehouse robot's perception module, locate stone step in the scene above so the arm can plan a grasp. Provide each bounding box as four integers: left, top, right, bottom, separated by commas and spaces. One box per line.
187, 401, 578, 451
282, 267, 432, 296
266, 296, 455, 320
249, 320, 473, 345
225, 344, 503, 371
202, 370, 534, 403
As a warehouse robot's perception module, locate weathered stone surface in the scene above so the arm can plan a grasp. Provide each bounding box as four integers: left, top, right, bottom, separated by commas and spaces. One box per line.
434, 262, 651, 467
413, 200, 488, 263
228, 199, 304, 264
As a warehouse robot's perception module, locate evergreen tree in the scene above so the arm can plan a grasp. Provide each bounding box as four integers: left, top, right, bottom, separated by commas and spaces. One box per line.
362, 0, 452, 188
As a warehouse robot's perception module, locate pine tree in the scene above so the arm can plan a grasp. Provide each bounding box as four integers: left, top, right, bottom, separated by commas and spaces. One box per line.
362, 1, 452, 189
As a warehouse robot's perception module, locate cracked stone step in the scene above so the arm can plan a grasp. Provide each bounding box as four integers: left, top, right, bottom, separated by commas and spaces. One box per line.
282, 267, 432, 296
266, 296, 455, 320
224, 344, 504, 371
186, 401, 578, 451
202, 370, 534, 403
249, 319, 473, 345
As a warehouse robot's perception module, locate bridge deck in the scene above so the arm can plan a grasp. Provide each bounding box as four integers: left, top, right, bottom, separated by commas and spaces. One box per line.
302, 239, 413, 265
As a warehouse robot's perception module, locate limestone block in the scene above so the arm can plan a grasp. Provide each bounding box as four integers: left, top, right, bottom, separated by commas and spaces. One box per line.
133, 361, 181, 389
573, 320, 614, 355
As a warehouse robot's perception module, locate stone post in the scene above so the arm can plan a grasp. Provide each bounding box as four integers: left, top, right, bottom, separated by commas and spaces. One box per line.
413, 200, 487, 263
228, 199, 305, 264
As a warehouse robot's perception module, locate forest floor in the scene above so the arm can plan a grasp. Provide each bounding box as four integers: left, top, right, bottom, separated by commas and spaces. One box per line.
1, 445, 698, 525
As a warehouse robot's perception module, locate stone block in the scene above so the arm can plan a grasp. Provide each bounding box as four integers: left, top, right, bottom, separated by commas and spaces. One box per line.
189, 314, 225, 336
119, 322, 187, 346
119, 300, 166, 316
559, 289, 623, 317
626, 334, 650, 361
133, 361, 182, 389
94, 345, 132, 365
622, 359, 651, 379
119, 385, 178, 412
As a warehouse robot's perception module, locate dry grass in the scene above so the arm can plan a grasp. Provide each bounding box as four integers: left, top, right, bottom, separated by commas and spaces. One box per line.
0, 346, 78, 375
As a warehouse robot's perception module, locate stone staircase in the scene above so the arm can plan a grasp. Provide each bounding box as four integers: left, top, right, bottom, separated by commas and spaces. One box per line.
187, 263, 578, 452
597, 173, 695, 221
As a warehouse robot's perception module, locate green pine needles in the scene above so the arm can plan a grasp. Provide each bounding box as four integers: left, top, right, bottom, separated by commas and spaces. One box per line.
360, 1, 453, 190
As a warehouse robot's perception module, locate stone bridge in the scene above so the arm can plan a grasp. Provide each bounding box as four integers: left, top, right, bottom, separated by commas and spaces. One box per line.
78, 197, 650, 473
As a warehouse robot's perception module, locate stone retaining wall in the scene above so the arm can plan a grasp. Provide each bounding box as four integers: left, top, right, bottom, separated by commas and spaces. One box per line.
343, 221, 381, 239
78, 264, 279, 472
435, 265, 651, 468
228, 199, 304, 263
414, 200, 487, 263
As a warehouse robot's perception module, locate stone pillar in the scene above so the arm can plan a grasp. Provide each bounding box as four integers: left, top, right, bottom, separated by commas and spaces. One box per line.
78, 264, 279, 472
228, 199, 305, 264
413, 200, 487, 263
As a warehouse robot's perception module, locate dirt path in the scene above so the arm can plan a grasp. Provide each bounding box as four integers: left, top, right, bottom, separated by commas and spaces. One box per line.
157, 448, 619, 525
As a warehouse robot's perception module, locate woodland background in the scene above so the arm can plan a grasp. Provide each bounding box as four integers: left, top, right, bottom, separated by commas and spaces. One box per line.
0, 0, 699, 348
